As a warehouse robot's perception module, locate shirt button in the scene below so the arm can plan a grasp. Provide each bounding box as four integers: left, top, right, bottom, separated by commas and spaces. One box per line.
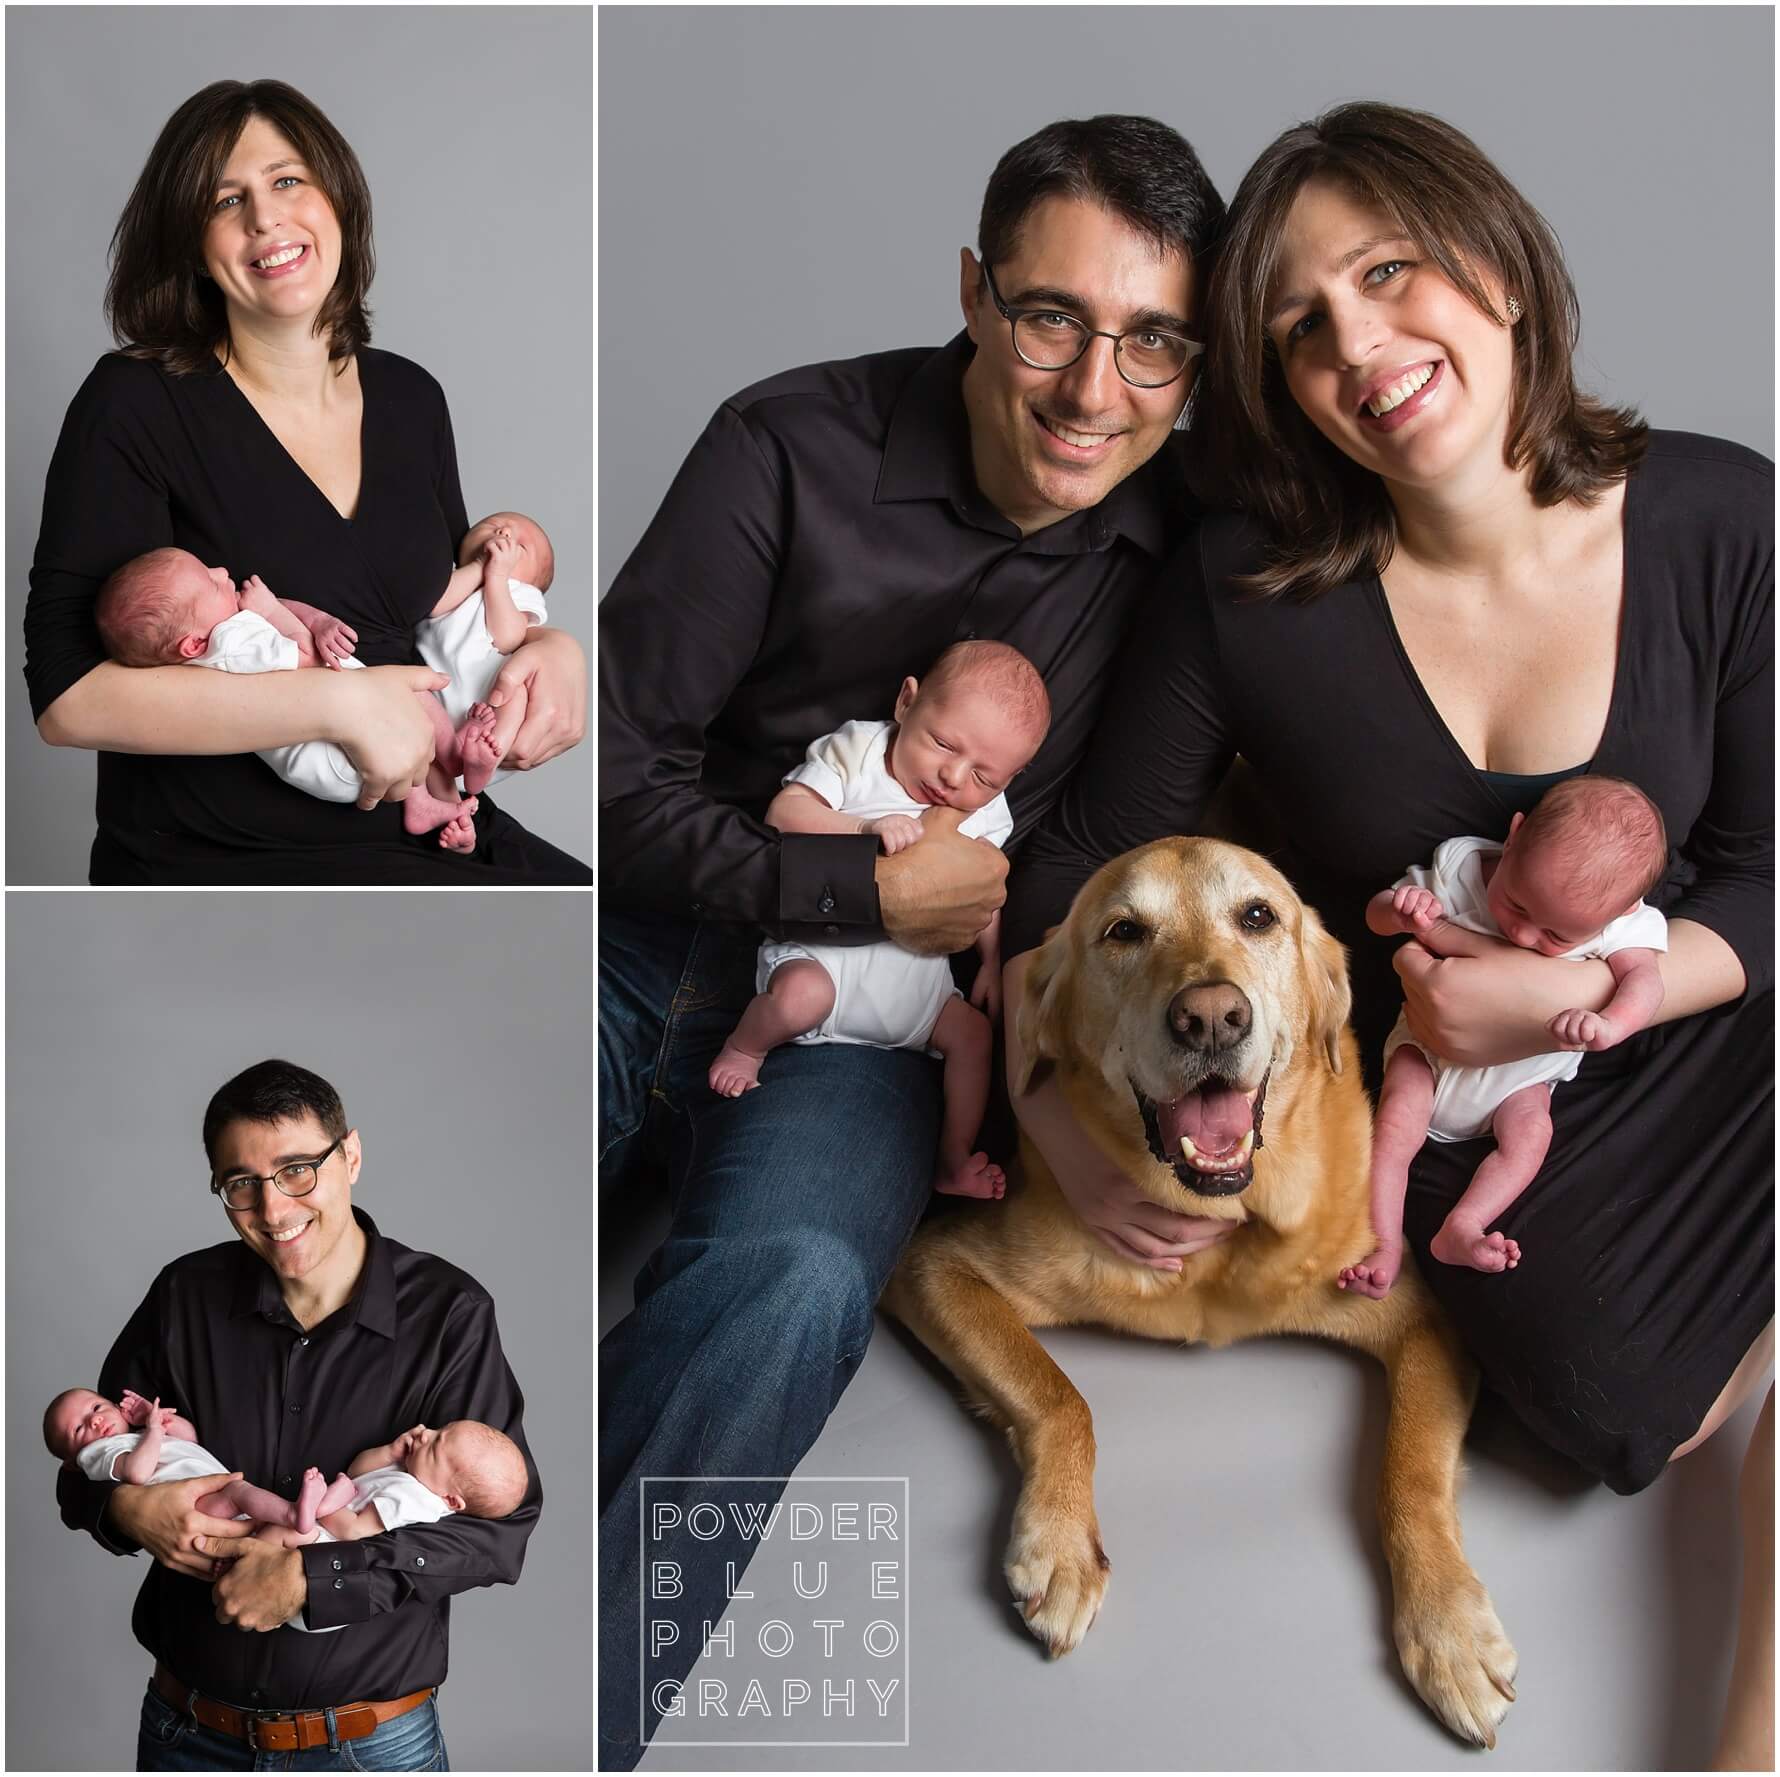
332, 1558, 343, 1571
333, 1578, 345, 1591
963, 627, 977, 640
280, 1475, 293, 1489
823, 925, 840, 937
690, 901, 704, 916
415, 1557, 426, 1568
289, 1404, 302, 1414
818, 890, 835, 914
299, 1337, 310, 1347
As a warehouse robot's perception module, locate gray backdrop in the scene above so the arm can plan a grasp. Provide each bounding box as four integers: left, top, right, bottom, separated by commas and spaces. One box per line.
6, 4, 593, 882
6, 893, 593, 1771
599, 4, 1773, 592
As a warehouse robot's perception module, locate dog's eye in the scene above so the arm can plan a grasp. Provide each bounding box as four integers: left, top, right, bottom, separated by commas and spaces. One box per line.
1239, 902, 1277, 932
1102, 918, 1146, 944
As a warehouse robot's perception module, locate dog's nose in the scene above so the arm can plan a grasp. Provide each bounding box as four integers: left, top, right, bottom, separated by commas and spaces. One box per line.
1167, 982, 1252, 1053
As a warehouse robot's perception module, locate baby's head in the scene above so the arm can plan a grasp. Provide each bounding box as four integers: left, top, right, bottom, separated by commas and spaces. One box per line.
887, 640, 1050, 815
43, 1387, 127, 1466
461, 511, 555, 594
401, 1420, 528, 1519
96, 548, 239, 666
1488, 776, 1668, 956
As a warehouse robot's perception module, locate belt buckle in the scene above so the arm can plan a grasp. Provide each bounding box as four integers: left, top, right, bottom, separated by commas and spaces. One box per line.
245, 1709, 291, 1752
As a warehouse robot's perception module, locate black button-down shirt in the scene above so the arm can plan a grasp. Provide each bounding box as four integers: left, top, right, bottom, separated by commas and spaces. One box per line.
599, 333, 1191, 941
55, 1210, 538, 1709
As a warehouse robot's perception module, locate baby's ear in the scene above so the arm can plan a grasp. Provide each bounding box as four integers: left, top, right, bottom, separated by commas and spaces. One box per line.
175, 633, 208, 660
445, 1491, 467, 1515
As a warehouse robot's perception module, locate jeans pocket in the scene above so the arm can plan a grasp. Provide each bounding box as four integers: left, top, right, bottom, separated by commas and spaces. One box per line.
138, 1687, 193, 1752
342, 1700, 447, 1771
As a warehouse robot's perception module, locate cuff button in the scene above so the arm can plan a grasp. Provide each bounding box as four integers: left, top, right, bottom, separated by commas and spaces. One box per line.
333, 1578, 345, 1590
818, 892, 836, 914
331, 1558, 343, 1571
415, 1556, 426, 1568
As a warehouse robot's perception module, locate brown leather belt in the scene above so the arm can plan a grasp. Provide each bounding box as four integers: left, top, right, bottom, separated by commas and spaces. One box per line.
152, 1663, 433, 1753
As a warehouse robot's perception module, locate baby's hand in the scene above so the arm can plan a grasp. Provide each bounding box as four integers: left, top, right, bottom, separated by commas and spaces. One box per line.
120, 1388, 153, 1428
238, 574, 279, 618
482, 529, 521, 593
308, 612, 358, 669
1549, 1007, 1614, 1052
392, 1424, 427, 1460
1391, 886, 1444, 932
865, 813, 924, 855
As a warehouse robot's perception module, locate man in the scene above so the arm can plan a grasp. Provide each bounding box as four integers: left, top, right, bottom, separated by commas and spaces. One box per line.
56, 1059, 539, 1771
599, 115, 1224, 1765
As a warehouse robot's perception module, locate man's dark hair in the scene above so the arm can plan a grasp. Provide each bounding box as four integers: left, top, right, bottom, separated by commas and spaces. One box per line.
977, 115, 1226, 274
203, 1059, 348, 1169
107, 79, 375, 378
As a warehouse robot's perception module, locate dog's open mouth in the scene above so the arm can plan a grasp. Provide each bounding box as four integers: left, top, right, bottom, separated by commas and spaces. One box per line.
1135, 1073, 1268, 1196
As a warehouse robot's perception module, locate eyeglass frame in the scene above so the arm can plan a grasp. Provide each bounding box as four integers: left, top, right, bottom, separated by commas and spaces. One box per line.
209, 1133, 347, 1208
978, 260, 1203, 390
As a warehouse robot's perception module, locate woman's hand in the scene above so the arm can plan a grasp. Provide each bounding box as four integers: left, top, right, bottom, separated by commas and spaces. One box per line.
107, 1475, 255, 1579
326, 665, 451, 808
1051, 1154, 1236, 1271
1394, 936, 1615, 1068
487, 627, 587, 769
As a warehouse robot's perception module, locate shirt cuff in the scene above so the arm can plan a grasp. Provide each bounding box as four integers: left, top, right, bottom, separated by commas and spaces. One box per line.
301, 1539, 371, 1629
778, 833, 882, 942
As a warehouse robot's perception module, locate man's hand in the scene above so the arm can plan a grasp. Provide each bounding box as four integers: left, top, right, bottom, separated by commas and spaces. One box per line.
877, 806, 1007, 957
212, 1539, 306, 1633
107, 1474, 255, 1579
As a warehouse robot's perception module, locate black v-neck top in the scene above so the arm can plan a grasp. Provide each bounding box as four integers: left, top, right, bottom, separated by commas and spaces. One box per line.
25, 349, 586, 883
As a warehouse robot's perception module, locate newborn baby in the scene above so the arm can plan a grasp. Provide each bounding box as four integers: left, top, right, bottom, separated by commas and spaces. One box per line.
1339, 775, 1669, 1299
43, 1386, 354, 1537
94, 510, 554, 850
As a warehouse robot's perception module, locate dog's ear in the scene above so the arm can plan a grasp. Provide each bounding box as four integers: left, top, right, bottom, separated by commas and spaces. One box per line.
1012, 925, 1072, 1097
1301, 905, 1352, 1074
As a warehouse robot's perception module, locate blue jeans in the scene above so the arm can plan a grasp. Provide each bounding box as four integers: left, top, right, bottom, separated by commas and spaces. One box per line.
598, 915, 939, 1770
136, 1686, 447, 1771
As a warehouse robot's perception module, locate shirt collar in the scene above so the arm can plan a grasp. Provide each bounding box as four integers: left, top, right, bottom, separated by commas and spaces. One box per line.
875, 332, 1177, 558
230, 1207, 398, 1338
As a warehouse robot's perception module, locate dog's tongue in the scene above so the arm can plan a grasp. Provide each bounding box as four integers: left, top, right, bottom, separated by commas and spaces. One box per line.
1159, 1083, 1254, 1156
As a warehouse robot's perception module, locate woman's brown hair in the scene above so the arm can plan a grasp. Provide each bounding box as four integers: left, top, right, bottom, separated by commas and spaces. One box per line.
106, 80, 375, 377
1191, 102, 1647, 601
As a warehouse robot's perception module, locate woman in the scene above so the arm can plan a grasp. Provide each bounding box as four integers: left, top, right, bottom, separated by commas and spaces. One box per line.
25, 80, 589, 883
1003, 103, 1771, 1766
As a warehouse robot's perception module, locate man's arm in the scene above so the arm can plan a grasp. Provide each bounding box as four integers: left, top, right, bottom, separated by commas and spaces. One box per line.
293, 1292, 540, 1630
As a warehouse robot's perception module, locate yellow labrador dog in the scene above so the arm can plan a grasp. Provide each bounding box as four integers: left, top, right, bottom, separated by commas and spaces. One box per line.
883, 838, 1517, 1748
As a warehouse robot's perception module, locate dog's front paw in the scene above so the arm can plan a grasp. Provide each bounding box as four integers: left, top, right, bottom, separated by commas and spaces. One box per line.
1004, 1496, 1109, 1658
1395, 1563, 1518, 1749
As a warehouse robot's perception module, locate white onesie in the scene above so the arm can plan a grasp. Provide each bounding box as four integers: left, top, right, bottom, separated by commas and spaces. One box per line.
185, 610, 364, 805
415, 581, 549, 786
1383, 835, 1669, 1140
757, 720, 1014, 1054
292, 1468, 454, 1633
78, 1432, 229, 1488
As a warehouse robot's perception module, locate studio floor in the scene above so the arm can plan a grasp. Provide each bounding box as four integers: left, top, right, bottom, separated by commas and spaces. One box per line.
602, 1198, 1765, 1772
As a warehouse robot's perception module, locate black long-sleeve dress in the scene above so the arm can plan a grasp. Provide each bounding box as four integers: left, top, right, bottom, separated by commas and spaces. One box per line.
1005, 432, 1773, 1495
25, 349, 588, 884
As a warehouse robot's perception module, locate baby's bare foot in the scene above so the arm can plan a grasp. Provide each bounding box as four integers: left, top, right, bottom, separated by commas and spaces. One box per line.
402, 783, 467, 837
296, 1466, 328, 1533
709, 1044, 764, 1097
437, 804, 479, 854
459, 702, 506, 796
1337, 1243, 1401, 1298
1431, 1221, 1521, 1274
935, 1152, 1005, 1199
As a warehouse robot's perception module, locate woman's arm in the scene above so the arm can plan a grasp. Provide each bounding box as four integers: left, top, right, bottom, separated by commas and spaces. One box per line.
1394, 919, 1746, 1068
38, 660, 449, 808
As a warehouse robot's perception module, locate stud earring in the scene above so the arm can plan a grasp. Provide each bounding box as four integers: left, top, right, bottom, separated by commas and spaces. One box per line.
1506, 296, 1523, 321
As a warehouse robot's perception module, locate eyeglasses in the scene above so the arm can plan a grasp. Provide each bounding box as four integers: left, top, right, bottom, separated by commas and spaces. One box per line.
980, 261, 1201, 390
210, 1135, 345, 1210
